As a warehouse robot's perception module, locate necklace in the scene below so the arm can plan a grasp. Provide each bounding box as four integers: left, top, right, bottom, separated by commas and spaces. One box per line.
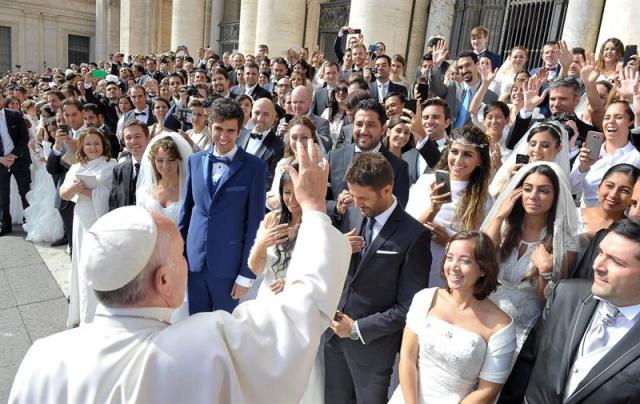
95, 313, 171, 326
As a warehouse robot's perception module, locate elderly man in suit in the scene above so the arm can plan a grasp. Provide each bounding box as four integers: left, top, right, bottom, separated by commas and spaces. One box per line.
499, 219, 640, 403
0, 92, 31, 236
369, 55, 408, 103
324, 153, 431, 404
9, 138, 352, 404
429, 43, 498, 129
237, 98, 284, 191
179, 98, 266, 314
328, 99, 410, 216
108, 120, 150, 210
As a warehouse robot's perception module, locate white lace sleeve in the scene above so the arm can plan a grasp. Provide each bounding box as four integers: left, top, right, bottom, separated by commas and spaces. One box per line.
478, 320, 517, 384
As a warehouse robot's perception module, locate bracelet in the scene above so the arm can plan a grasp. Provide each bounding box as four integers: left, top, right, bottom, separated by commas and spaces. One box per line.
539, 271, 553, 281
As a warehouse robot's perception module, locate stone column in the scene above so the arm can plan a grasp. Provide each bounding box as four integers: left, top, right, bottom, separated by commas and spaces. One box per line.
562, 0, 605, 52
238, 0, 258, 55
95, 0, 108, 60
255, 0, 306, 57
424, 0, 456, 47
597, 0, 640, 54
348, 0, 414, 57
120, 0, 151, 55
171, 0, 206, 52
209, 0, 225, 53
405, 0, 429, 84
304, 0, 322, 51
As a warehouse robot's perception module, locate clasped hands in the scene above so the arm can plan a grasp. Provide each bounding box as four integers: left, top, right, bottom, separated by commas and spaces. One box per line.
330, 311, 354, 339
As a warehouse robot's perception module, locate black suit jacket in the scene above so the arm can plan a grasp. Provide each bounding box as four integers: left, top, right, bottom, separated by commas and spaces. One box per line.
230, 84, 272, 101
368, 81, 408, 99
45, 149, 71, 210
2, 109, 30, 163
327, 203, 431, 364
237, 128, 285, 192
108, 157, 136, 211
84, 87, 119, 133
500, 280, 640, 404
326, 144, 410, 211
401, 139, 443, 184
98, 125, 121, 159
122, 105, 156, 127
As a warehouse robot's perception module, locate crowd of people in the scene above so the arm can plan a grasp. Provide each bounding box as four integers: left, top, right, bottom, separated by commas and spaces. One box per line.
5, 23, 640, 403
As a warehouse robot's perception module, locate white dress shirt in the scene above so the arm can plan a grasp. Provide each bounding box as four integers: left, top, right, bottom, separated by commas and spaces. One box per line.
354, 142, 382, 154
376, 80, 390, 103
570, 142, 640, 207
0, 108, 14, 156
244, 84, 257, 97
245, 128, 270, 155
565, 298, 640, 398
132, 106, 150, 124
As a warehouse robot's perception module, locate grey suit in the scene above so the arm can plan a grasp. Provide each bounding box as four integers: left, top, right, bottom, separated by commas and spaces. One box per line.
428, 68, 498, 127
308, 114, 333, 153
335, 123, 353, 149
311, 87, 330, 116
500, 279, 640, 403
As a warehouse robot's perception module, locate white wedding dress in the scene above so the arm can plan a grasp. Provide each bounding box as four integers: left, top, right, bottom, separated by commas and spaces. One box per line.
22, 141, 64, 242
388, 288, 516, 403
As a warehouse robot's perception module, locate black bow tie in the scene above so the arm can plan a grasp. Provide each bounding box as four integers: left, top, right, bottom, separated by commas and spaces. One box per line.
250, 132, 264, 140
209, 154, 231, 166
134, 111, 146, 117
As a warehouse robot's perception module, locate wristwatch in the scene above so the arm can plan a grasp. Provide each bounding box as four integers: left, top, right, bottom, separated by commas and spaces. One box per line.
349, 322, 360, 341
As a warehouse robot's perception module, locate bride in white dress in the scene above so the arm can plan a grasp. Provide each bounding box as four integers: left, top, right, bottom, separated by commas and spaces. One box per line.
481, 162, 579, 352
389, 231, 516, 403
136, 133, 192, 320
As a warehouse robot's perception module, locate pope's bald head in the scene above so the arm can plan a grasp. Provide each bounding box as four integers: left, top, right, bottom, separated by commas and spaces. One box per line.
251, 98, 277, 132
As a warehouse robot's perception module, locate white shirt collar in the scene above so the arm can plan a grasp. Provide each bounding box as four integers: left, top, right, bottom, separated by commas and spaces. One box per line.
245, 84, 257, 93
376, 79, 390, 86
355, 142, 382, 154
251, 126, 271, 136
213, 144, 238, 159
594, 296, 640, 322
134, 106, 149, 115
372, 196, 397, 228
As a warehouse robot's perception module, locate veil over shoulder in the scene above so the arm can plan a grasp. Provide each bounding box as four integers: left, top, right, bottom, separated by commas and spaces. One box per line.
489, 120, 570, 197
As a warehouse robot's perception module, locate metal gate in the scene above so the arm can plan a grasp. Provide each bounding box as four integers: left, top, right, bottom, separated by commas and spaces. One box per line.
499, 0, 568, 69
318, 0, 351, 63
449, 0, 568, 69
219, 20, 240, 54
449, 0, 508, 59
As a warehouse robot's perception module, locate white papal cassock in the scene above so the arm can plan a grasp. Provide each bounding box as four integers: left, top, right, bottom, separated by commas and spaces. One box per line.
9, 211, 350, 404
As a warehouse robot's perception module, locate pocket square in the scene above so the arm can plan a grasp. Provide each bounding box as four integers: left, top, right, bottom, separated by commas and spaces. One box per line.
376, 250, 398, 255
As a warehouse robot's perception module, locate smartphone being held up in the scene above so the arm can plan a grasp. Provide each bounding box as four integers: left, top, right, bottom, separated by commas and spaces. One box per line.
515, 154, 529, 165
435, 170, 452, 203
585, 131, 604, 161
623, 45, 638, 67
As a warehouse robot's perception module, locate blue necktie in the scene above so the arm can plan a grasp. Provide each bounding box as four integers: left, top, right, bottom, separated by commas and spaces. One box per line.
454, 89, 471, 128
361, 217, 376, 256
209, 154, 230, 166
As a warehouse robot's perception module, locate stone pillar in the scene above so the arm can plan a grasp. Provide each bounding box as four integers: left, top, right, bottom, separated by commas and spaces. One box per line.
209, 0, 225, 53
405, 0, 429, 84
23, 12, 42, 71
348, 0, 413, 57
120, 0, 152, 55
424, 0, 456, 47
304, 0, 322, 51
238, 0, 258, 55
597, 0, 640, 54
255, 0, 306, 56
95, 0, 108, 60
171, 0, 206, 51
562, 0, 604, 52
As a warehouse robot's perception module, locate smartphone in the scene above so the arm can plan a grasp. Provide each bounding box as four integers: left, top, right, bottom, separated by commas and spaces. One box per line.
284, 113, 294, 124
368, 44, 378, 54
352, 29, 361, 34
90, 69, 107, 79
417, 83, 429, 100
58, 124, 70, 135
515, 154, 529, 164
585, 131, 604, 161
624, 45, 638, 66
435, 170, 452, 203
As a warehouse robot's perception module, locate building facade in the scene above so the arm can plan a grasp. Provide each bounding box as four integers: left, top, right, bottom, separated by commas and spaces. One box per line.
1, 0, 639, 79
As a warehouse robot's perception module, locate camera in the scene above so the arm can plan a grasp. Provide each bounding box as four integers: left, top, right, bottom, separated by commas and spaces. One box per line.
186, 86, 199, 97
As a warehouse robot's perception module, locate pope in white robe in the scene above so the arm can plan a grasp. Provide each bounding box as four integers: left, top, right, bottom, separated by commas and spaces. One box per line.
9, 141, 349, 404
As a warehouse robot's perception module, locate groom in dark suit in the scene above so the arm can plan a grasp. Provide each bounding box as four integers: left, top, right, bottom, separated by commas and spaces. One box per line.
500, 219, 640, 403
0, 93, 31, 235
324, 153, 431, 404
108, 120, 150, 210
179, 98, 267, 314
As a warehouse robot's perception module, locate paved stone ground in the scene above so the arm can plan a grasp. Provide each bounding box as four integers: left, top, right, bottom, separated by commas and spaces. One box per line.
0, 228, 70, 402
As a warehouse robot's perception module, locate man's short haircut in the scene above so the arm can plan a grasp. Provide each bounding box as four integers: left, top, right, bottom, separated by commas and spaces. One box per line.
427, 36, 446, 48
483, 101, 509, 120
350, 43, 367, 53
194, 68, 210, 82
129, 84, 147, 95
470, 26, 489, 38
13, 86, 27, 95
60, 98, 83, 112
258, 44, 269, 51
244, 62, 259, 72
122, 119, 150, 138
323, 61, 339, 72
168, 72, 185, 84
422, 52, 433, 62
188, 98, 205, 109
211, 66, 229, 80
346, 153, 394, 190
609, 219, 640, 260
457, 51, 479, 64
82, 103, 102, 117
383, 92, 405, 104
596, 79, 614, 94
572, 47, 586, 57
375, 54, 392, 66
209, 98, 244, 129
549, 77, 580, 97
344, 90, 372, 110
422, 97, 452, 120
543, 40, 559, 49
273, 57, 288, 66
106, 81, 120, 89
47, 90, 65, 101
134, 65, 145, 74
348, 76, 370, 92
355, 98, 387, 125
